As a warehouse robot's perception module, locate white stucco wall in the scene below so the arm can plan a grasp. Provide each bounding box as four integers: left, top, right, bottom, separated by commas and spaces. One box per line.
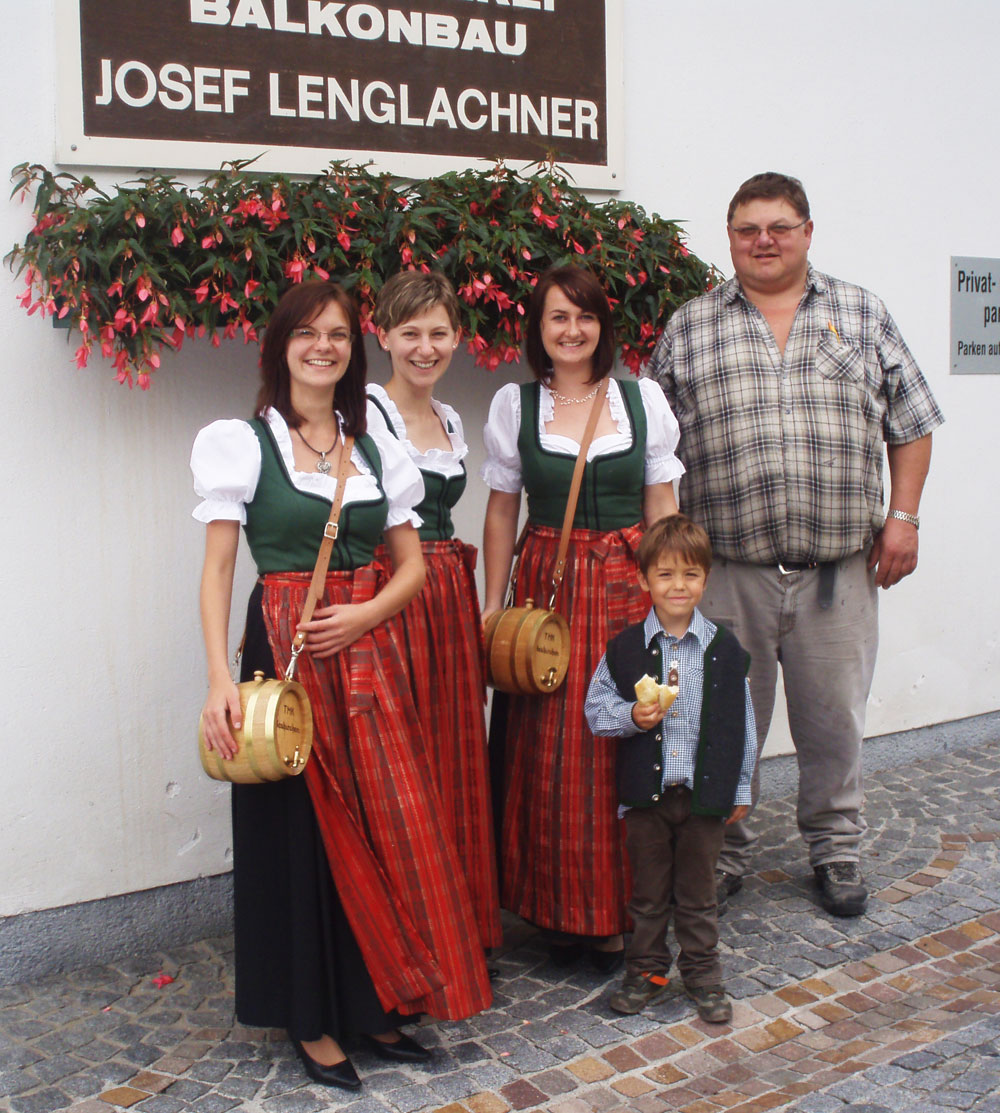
1, 0, 997, 917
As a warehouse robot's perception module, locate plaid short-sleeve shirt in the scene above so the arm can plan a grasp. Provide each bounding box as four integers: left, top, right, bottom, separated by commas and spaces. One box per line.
645, 267, 944, 564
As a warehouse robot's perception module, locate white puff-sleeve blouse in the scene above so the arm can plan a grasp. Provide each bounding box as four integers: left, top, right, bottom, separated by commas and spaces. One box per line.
480, 377, 685, 494
365, 384, 468, 479
191, 407, 424, 529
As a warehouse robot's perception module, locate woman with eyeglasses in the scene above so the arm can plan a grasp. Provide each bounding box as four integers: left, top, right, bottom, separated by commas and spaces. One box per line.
192, 282, 491, 1092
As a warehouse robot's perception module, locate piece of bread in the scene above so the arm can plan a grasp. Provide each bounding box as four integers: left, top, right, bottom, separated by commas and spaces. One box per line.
634, 674, 679, 711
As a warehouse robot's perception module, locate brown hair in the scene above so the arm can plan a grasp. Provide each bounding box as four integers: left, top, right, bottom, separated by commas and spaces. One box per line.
524, 265, 615, 383
727, 172, 811, 224
637, 514, 713, 576
255, 281, 367, 436
374, 269, 461, 332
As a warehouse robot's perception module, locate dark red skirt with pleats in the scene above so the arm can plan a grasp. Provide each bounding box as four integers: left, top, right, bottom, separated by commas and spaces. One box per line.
499, 523, 647, 936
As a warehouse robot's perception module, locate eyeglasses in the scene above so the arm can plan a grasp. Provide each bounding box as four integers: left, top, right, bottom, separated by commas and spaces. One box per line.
290, 327, 352, 344
728, 219, 809, 242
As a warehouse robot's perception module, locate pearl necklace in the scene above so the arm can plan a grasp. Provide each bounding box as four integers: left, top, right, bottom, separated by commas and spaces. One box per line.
548, 384, 600, 406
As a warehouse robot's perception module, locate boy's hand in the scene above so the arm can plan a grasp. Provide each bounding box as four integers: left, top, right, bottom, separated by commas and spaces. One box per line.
631, 701, 664, 731
725, 804, 750, 826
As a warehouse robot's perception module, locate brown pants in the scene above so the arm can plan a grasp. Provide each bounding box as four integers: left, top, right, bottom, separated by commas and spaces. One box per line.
623, 785, 725, 988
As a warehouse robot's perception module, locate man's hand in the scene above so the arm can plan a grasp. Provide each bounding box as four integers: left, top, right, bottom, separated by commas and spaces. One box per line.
868, 517, 919, 589
631, 701, 664, 731
725, 804, 750, 826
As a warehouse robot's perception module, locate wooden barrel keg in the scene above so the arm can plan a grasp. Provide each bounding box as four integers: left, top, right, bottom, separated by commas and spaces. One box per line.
484, 599, 571, 696
198, 671, 314, 783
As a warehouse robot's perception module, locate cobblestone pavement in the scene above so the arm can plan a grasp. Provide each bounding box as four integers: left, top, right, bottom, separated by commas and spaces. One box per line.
2, 741, 999, 1113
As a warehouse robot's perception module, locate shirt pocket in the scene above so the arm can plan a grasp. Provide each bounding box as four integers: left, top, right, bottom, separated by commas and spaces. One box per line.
814, 337, 866, 387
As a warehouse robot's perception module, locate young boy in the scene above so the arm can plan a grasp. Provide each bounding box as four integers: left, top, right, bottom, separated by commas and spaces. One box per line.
584, 515, 757, 1022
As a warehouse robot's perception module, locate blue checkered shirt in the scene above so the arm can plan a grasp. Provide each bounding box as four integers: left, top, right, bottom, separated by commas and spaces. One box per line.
645, 267, 944, 564
585, 608, 756, 808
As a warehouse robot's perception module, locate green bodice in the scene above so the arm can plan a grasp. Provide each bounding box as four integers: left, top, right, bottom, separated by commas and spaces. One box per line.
517, 379, 647, 530
367, 393, 467, 542
243, 418, 387, 572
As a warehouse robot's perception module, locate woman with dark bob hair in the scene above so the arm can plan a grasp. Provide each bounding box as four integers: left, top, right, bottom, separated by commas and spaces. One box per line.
481, 265, 684, 968
193, 282, 491, 1091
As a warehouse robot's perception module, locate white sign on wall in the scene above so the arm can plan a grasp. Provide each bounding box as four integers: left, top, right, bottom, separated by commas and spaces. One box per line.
951, 256, 1000, 374
55, 0, 625, 189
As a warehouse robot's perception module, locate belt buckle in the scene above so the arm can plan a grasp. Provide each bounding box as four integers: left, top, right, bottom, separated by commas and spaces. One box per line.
777, 560, 817, 575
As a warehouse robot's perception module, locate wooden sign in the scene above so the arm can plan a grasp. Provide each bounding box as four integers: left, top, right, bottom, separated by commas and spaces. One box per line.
56, 0, 624, 188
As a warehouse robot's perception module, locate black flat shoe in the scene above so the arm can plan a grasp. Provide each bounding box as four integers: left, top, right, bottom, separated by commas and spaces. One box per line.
589, 946, 625, 974
291, 1039, 362, 1090
548, 941, 586, 968
361, 1030, 432, 1064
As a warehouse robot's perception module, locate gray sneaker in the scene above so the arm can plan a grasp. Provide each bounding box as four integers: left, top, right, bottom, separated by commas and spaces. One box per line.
814, 861, 868, 917
685, 983, 733, 1024
608, 971, 670, 1014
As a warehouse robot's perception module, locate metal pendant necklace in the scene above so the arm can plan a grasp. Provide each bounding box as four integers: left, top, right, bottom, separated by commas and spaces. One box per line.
549, 383, 600, 406
295, 427, 339, 473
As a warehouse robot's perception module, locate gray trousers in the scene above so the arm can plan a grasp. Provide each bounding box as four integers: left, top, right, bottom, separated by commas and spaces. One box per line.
701, 551, 878, 873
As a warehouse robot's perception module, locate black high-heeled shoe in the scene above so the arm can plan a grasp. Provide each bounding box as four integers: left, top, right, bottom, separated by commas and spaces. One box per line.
291, 1039, 362, 1090
361, 1030, 432, 1063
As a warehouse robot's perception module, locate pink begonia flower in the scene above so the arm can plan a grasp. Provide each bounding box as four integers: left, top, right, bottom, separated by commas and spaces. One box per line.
171, 225, 185, 246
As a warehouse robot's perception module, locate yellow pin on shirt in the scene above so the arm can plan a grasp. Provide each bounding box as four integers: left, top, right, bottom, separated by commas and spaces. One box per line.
827, 320, 841, 343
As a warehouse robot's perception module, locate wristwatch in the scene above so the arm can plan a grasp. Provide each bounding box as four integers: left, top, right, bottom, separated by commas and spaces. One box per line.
886, 509, 920, 529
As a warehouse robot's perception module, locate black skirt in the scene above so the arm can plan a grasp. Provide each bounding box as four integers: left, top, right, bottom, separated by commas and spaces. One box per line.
231, 582, 403, 1041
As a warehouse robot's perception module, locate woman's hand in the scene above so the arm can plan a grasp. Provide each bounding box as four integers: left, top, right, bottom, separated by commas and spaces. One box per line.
201, 678, 242, 760
297, 601, 376, 658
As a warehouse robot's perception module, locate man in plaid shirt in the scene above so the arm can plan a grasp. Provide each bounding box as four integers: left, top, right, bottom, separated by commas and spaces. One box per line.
645, 172, 943, 917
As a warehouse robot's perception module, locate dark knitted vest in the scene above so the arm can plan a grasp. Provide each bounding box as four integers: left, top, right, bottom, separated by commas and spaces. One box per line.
605, 620, 750, 816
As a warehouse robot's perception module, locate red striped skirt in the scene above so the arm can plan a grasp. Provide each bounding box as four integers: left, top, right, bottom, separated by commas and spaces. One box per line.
500, 522, 648, 936
260, 566, 492, 1020
388, 539, 502, 949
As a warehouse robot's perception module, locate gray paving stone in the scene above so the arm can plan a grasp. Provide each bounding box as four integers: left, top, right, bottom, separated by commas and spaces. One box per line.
0, 1070, 38, 1098
190, 1094, 241, 1112
9, 1088, 75, 1113
260, 1091, 328, 1113
427, 1070, 480, 1101
135, 1097, 189, 1113
383, 1083, 438, 1113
